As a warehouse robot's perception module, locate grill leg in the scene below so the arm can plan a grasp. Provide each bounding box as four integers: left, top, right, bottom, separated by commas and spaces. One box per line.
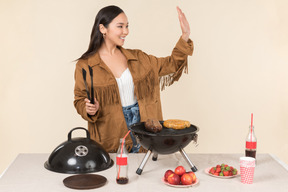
152, 152, 158, 161
179, 147, 198, 172
136, 149, 152, 175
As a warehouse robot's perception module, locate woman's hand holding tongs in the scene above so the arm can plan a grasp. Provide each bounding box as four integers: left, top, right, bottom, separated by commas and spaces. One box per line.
85, 98, 99, 116
82, 66, 99, 116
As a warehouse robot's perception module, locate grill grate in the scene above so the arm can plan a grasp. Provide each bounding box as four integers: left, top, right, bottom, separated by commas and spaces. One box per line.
129, 122, 198, 136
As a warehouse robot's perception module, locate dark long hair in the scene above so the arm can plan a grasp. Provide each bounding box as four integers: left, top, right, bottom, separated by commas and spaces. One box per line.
78, 5, 124, 60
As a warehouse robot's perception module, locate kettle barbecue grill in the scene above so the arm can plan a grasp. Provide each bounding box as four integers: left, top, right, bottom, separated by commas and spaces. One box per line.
129, 121, 199, 175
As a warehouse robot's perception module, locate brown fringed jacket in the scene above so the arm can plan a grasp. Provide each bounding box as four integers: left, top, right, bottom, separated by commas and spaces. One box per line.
74, 37, 193, 152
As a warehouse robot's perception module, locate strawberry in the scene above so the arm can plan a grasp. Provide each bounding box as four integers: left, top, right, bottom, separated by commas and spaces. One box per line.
216, 167, 221, 173
223, 170, 229, 176
213, 172, 219, 176
210, 168, 216, 174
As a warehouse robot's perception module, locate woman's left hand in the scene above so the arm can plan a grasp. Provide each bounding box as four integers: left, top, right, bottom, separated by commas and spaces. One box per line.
176, 6, 190, 42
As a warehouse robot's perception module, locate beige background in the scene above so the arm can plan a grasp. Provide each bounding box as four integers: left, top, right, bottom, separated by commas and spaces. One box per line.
0, 0, 287, 175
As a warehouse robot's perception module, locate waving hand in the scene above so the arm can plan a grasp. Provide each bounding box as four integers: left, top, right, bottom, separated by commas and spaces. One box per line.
177, 6, 190, 42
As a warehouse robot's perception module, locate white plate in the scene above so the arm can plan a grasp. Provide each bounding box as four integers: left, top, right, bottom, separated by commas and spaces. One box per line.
204, 167, 240, 178
162, 178, 199, 188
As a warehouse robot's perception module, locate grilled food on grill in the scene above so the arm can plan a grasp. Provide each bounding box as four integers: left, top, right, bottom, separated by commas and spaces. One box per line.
163, 119, 190, 130
144, 119, 163, 133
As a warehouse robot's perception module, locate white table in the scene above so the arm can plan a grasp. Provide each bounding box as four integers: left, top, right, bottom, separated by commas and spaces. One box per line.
0, 153, 288, 192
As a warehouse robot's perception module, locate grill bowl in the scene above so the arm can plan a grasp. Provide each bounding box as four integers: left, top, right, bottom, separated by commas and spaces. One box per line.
129, 121, 199, 154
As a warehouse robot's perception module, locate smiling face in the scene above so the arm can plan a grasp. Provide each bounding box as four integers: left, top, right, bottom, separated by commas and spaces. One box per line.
100, 12, 129, 47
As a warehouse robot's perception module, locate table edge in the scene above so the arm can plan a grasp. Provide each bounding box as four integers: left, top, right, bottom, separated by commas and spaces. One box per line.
269, 154, 288, 171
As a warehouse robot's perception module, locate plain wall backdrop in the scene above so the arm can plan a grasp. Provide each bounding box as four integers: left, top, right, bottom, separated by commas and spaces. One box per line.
0, 0, 287, 175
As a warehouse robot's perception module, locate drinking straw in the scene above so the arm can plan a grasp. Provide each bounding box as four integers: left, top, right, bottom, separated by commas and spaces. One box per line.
250, 113, 253, 142
117, 130, 131, 180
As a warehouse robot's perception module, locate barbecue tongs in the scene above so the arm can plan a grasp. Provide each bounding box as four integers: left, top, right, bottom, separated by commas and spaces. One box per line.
82, 66, 95, 104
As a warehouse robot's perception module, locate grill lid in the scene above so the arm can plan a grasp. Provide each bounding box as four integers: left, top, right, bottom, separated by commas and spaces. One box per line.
44, 127, 113, 174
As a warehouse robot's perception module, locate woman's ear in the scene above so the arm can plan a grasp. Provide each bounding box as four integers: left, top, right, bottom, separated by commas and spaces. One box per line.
99, 24, 106, 35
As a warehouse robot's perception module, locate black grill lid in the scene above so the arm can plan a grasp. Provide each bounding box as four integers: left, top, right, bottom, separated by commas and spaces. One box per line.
44, 127, 113, 174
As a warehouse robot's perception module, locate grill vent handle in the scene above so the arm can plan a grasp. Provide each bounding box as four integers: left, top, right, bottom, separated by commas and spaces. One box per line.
68, 127, 91, 141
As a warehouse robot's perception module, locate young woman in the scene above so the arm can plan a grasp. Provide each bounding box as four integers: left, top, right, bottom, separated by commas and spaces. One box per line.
74, 5, 193, 153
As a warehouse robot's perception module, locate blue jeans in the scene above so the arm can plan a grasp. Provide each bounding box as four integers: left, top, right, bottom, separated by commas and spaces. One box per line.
122, 102, 141, 153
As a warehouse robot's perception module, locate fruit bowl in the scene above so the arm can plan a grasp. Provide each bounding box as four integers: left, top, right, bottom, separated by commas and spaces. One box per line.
163, 166, 199, 187
162, 178, 199, 188
205, 164, 240, 179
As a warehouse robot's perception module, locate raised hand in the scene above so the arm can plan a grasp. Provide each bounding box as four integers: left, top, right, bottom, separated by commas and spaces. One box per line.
176, 6, 190, 42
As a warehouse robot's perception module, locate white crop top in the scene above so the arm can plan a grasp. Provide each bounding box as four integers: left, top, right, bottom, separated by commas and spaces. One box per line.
115, 68, 137, 107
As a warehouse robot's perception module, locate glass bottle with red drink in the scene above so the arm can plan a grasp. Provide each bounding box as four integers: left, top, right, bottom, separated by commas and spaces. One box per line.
116, 138, 129, 184
245, 125, 257, 159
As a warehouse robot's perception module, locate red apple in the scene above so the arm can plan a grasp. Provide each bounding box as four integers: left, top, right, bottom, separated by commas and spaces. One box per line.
181, 173, 193, 185
174, 166, 186, 176
167, 173, 180, 185
186, 171, 197, 183
164, 170, 174, 181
